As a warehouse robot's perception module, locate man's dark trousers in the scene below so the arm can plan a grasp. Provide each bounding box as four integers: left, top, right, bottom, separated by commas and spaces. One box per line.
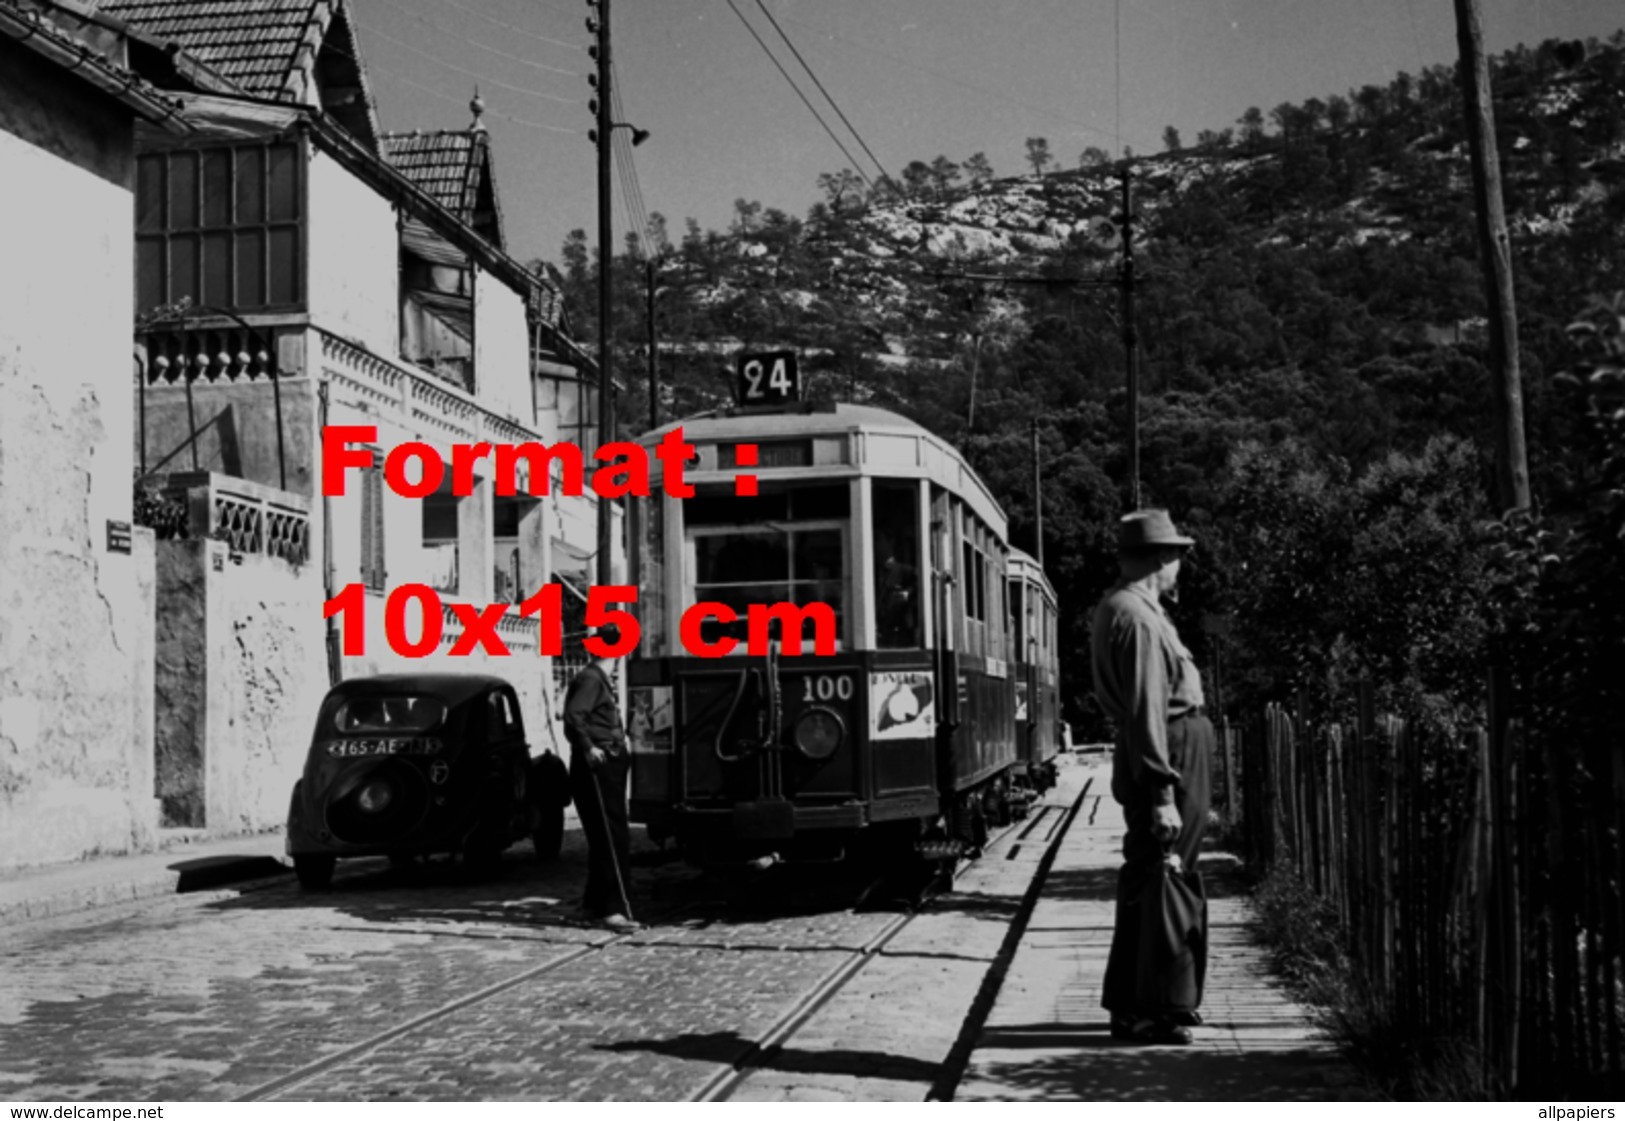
570, 748, 634, 918
1102, 712, 1215, 1018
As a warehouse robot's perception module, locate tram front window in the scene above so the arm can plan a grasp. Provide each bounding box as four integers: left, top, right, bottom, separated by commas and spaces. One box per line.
689, 494, 847, 650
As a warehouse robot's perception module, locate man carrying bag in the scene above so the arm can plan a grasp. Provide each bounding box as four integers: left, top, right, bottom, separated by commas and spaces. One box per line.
1090, 509, 1214, 1045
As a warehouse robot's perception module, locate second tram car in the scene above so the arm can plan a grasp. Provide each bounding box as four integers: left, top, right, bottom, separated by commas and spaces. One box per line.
624, 401, 1060, 865
1007, 548, 1062, 805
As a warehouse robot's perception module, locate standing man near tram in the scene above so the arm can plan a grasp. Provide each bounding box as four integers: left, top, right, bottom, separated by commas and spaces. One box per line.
563, 625, 640, 932
1089, 509, 1214, 1045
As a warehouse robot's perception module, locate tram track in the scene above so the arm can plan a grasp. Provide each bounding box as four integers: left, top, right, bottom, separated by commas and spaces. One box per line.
693, 778, 1092, 1103
232, 920, 650, 1102
231, 778, 1088, 1103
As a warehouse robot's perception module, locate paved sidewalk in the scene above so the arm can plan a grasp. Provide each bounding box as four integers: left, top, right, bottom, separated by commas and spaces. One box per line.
956, 759, 1377, 1102
0, 831, 291, 926
0, 806, 617, 929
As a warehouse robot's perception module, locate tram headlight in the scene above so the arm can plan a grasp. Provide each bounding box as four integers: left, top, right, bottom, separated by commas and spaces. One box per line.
793, 707, 844, 761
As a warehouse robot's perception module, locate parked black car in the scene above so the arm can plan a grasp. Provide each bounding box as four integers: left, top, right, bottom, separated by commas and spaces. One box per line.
285, 674, 569, 889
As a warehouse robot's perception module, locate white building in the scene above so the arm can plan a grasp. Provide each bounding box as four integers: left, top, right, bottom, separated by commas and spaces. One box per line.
0, 0, 192, 867
4, 0, 617, 854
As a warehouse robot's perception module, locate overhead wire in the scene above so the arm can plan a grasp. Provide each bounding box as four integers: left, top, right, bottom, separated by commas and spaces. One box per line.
721, 0, 874, 190
320, 30, 580, 134
616, 144, 650, 256
405, 9, 581, 77
388, 68, 580, 134
436, 0, 584, 53
605, 71, 640, 255
613, 127, 645, 258
774, 9, 1115, 141
358, 19, 577, 104
751, 0, 892, 186
611, 65, 654, 255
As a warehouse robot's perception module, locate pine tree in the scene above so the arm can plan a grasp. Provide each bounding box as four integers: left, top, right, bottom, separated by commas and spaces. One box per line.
1025, 137, 1052, 175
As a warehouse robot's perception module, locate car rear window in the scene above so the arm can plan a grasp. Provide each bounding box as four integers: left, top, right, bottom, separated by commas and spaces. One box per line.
334, 696, 447, 734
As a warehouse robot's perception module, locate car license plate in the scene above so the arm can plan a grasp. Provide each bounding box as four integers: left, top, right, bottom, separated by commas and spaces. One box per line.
326, 737, 442, 758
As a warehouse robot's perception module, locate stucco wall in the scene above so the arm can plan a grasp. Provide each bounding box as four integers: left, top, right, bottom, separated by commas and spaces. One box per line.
206, 544, 329, 832
306, 148, 399, 357
138, 374, 319, 501
0, 113, 157, 869
473, 270, 532, 424
155, 538, 328, 832
153, 538, 207, 826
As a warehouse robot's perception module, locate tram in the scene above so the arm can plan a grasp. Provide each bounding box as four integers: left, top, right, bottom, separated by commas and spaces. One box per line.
1007, 548, 1062, 806
623, 393, 1060, 866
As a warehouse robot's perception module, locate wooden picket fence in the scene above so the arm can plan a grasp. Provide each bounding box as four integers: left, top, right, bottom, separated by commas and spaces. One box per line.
1239, 682, 1625, 1097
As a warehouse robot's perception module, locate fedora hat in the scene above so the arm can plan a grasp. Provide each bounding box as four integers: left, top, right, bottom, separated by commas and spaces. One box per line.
1118, 509, 1195, 552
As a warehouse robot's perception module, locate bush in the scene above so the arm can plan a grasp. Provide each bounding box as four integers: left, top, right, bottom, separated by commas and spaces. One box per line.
133, 480, 189, 540
1250, 864, 1488, 1100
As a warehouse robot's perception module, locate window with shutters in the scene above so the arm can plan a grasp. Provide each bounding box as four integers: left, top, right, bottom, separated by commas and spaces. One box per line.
360, 451, 385, 590
421, 489, 462, 595
135, 141, 304, 317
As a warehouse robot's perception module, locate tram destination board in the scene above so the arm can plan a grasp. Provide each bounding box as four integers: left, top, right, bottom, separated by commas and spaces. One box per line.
735, 349, 800, 409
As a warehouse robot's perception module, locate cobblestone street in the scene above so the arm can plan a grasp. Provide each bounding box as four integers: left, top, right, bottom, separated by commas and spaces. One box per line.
1, 766, 1091, 1102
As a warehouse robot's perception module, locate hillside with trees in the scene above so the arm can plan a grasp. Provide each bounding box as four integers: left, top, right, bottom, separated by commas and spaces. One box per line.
541, 32, 1625, 736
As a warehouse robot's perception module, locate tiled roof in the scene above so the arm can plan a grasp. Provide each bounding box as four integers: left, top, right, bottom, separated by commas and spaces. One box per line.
0, 0, 191, 130
97, 0, 319, 99
381, 131, 485, 227
383, 129, 571, 328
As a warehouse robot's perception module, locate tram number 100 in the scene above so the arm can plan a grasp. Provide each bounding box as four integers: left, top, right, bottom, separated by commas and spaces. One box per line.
322, 582, 839, 658
801, 674, 854, 703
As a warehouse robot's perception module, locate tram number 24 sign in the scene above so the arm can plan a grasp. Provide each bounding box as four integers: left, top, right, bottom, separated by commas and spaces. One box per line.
736, 350, 799, 406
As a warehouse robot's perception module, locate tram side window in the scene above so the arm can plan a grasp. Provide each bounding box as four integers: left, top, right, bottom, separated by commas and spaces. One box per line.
1027, 583, 1040, 660
988, 547, 1003, 663
961, 516, 991, 659
1009, 579, 1024, 654
988, 552, 1001, 662
961, 540, 979, 657
873, 481, 922, 649
931, 488, 954, 651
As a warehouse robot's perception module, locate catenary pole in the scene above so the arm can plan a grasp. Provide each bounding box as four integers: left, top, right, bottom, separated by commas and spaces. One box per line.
594, 0, 615, 587
647, 257, 658, 431
1032, 418, 1044, 568
1453, 0, 1530, 513
1120, 164, 1140, 511
1454, 0, 1529, 1093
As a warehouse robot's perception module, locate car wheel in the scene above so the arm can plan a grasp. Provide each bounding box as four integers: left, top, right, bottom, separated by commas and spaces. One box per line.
294, 854, 335, 890
532, 802, 565, 863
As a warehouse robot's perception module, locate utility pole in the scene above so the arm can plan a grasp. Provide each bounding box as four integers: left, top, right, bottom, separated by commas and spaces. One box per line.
1032, 418, 1044, 568
1119, 163, 1141, 512
1454, 0, 1530, 1091
589, 0, 615, 588
647, 257, 658, 431
1454, 0, 1530, 514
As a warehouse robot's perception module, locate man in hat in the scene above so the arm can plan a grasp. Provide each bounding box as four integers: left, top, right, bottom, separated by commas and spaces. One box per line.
1090, 509, 1214, 1045
562, 625, 640, 931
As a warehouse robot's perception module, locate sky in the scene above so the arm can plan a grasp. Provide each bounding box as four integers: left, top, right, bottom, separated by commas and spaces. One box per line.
350, 0, 1625, 269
